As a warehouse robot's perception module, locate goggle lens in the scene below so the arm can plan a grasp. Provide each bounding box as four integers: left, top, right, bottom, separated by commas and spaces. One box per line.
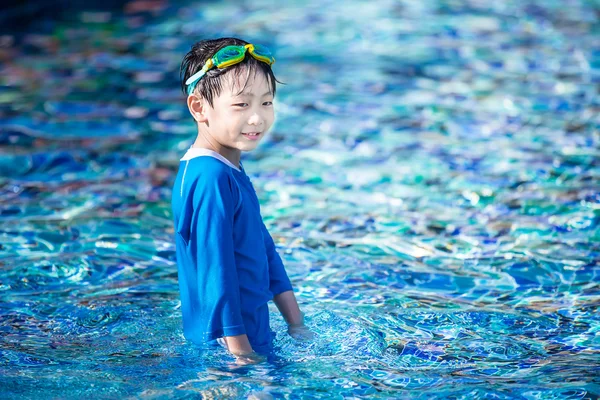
252, 44, 272, 58
215, 46, 245, 63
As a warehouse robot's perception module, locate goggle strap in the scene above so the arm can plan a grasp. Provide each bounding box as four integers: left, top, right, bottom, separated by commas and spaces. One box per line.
185, 59, 214, 85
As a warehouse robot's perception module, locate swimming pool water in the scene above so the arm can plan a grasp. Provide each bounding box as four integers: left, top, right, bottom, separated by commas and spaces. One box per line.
1, 0, 599, 398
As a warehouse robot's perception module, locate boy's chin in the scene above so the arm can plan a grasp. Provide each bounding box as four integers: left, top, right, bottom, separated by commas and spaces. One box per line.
238, 138, 261, 148
236, 143, 258, 152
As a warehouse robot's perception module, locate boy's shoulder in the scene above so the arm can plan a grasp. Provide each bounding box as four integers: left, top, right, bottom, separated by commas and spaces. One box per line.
184, 154, 233, 175
182, 156, 239, 199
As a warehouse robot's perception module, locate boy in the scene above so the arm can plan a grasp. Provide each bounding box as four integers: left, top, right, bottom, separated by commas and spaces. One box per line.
171, 37, 312, 364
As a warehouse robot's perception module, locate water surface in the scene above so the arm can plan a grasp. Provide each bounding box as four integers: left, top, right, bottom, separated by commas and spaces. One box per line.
1, 0, 599, 398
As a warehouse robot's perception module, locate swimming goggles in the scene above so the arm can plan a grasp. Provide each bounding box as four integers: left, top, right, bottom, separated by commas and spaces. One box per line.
185, 43, 276, 95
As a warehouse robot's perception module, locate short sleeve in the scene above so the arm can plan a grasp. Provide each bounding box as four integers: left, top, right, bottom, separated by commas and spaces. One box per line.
261, 220, 293, 296
182, 168, 246, 341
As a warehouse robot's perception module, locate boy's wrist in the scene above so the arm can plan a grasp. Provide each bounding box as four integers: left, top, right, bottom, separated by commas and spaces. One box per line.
233, 350, 266, 365
232, 349, 256, 357
286, 311, 305, 327
223, 334, 254, 356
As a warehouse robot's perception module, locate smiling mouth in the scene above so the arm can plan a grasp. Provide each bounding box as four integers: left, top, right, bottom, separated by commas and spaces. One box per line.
242, 132, 261, 136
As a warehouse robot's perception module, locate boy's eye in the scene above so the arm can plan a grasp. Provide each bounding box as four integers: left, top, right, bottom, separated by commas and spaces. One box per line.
233, 102, 273, 107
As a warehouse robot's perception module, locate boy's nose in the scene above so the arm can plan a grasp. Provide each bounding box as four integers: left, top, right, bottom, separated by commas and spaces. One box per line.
248, 112, 263, 126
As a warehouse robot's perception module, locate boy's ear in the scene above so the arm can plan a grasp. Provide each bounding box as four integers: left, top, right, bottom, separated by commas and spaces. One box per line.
187, 94, 209, 123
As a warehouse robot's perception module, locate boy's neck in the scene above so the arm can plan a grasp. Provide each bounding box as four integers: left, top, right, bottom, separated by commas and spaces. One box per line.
192, 138, 241, 169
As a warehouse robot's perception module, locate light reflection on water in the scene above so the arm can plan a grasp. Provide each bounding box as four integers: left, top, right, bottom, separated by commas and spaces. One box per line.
1, 0, 599, 398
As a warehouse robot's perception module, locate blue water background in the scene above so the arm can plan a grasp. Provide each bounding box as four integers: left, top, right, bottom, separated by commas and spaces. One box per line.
1, 0, 599, 398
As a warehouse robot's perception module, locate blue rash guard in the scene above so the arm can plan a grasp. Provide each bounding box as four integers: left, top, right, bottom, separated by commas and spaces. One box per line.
171, 146, 293, 354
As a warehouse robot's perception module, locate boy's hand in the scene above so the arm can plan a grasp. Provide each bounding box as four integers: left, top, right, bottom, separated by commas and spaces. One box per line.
221, 334, 266, 365
287, 323, 315, 341
271, 291, 315, 341
234, 351, 266, 366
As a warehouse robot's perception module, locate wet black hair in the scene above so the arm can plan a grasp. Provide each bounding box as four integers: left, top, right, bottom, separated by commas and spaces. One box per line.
179, 37, 284, 108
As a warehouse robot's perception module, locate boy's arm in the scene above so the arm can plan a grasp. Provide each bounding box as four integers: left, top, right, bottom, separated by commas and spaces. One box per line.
260, 220, 293, 296
223, 334, 253, 355
260, 221, 312, 339
273, 290, 314, 340
223, 334, 265, 365
272, 290, 303, 326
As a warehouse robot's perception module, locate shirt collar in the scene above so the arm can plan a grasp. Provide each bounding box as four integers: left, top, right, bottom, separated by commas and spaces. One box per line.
180, 146, 241, 172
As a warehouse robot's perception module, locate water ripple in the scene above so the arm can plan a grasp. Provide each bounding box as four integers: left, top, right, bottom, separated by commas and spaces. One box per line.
1, 0, 599, 398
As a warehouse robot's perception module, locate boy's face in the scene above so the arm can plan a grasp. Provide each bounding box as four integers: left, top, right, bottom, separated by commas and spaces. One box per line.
193, 68, 275, 152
